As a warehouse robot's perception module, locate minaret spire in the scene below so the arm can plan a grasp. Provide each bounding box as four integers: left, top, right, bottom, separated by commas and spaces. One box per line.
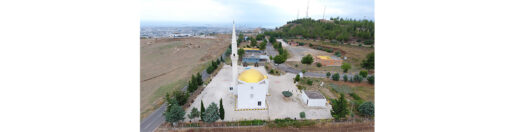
230, 20, 238, 94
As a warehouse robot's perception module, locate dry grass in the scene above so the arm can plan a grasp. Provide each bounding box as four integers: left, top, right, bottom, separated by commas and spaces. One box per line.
289, 39, 374, 74
140, 35, 230, 120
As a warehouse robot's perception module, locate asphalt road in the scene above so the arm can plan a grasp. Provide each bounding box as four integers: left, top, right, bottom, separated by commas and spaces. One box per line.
140, 54, 226, 132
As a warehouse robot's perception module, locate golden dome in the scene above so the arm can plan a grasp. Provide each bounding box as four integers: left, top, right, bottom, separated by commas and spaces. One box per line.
238, 69, 266, 83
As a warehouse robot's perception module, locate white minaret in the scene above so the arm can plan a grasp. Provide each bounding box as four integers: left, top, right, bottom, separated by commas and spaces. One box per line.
230, 21, 238, 93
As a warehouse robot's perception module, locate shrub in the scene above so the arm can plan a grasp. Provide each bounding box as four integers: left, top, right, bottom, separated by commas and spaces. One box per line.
363, 40, 374, 45
302, 69, 306, 74
295, 64, 298, 67
188, 107, 200, 120
353, 75, 363, 83
349, 93, 362, 101
332, 73, 340, 81
316, 62, 322, 67
282, 91, 293, 97
343, 74, 348, 82
358, 102, 374, 117
239, 120, 265, 126
300, 112, 306, 119
326, 72, 331, 78
294, 74, 300, 83
306, 79, 313, 85
359, 70, 368, 78
367, 75, 374, 84
334, 51, 341, 57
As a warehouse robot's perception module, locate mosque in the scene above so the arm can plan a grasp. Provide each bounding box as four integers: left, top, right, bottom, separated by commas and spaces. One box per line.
229, 21, 269, 110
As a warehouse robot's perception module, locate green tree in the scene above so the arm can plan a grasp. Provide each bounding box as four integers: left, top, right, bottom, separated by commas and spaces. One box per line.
187, 80, 196, 93
259, 41, 267, 50
358, 102, 374, 117
188, 107, 200, 120
359, 70, 368, 78
238, 48, 244, 57
219, 99, 225, 120
237, 33, 244, 44
316, 62, 322, 67
361, 52, 374, 70
343, 74, 348, 82
367, 75, 374, 84
326, 72, 331, 78
256, 34, 265, 40
301, 54, 314, 65
203, 102, 220, 123
164, 98, 185, 124
173, 90, 189, 106
332, 73, 340, 81
251, 37, 257, 47
331, 93, 349, 120
273, 55, 286, 64
196, 72, 203, 86
200, 100, 205, 121
341, 63, 351, 73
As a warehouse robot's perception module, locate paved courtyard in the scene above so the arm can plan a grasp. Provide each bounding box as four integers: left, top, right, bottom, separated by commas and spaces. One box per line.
184, 64, 332, 122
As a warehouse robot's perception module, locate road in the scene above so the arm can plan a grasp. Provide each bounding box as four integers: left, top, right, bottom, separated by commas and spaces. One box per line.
140, 54, 226, 132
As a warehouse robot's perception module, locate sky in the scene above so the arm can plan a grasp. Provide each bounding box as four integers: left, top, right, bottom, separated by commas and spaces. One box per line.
141, 0, 374, 28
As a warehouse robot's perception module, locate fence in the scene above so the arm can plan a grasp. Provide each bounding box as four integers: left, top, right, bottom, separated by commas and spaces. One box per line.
160, 118, 373, 129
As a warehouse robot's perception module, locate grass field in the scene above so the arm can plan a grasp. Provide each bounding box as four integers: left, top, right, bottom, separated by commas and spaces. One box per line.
294, 77, 374, 102
140, 35, 230, 120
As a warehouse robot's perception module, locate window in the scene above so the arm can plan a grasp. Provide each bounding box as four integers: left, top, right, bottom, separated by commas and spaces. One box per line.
229, 87, 233, 91
258, 101, 261, 106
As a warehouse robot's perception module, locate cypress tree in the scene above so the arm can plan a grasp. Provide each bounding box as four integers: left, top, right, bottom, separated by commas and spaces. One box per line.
219, 98, 225, 120
200, 100, 205, 121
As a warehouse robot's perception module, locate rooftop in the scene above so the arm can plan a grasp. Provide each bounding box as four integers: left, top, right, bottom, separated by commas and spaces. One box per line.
317, 56, 341, 60
243, 48, 260, 51
304, 90, 325, 99
238, 69, 267, 83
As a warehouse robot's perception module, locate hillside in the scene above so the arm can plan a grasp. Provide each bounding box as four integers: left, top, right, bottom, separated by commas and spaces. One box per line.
265, 18, 374, 45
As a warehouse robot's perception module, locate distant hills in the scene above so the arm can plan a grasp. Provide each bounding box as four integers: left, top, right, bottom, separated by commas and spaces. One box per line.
265, 18, 374, 44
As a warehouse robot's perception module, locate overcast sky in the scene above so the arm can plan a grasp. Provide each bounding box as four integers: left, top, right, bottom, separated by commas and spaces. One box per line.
141, 0, 374, 28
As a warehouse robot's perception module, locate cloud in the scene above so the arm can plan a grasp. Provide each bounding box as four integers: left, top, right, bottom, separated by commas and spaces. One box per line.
141, 0, 374, 27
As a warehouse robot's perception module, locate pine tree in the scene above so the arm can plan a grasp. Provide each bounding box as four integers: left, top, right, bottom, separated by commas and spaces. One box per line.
219, 98, 225, 120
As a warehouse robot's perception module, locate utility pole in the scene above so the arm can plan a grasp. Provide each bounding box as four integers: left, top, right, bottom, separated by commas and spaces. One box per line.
306, 0, 310, 18
323, 6, 326, 20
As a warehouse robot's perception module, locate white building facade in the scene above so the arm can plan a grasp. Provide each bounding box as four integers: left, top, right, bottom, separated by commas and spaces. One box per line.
301, 90, 327, 107
229, 21, 269, 110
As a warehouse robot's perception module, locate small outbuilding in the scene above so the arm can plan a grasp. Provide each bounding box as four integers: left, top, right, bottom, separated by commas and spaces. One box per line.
300, 90, 327, 107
